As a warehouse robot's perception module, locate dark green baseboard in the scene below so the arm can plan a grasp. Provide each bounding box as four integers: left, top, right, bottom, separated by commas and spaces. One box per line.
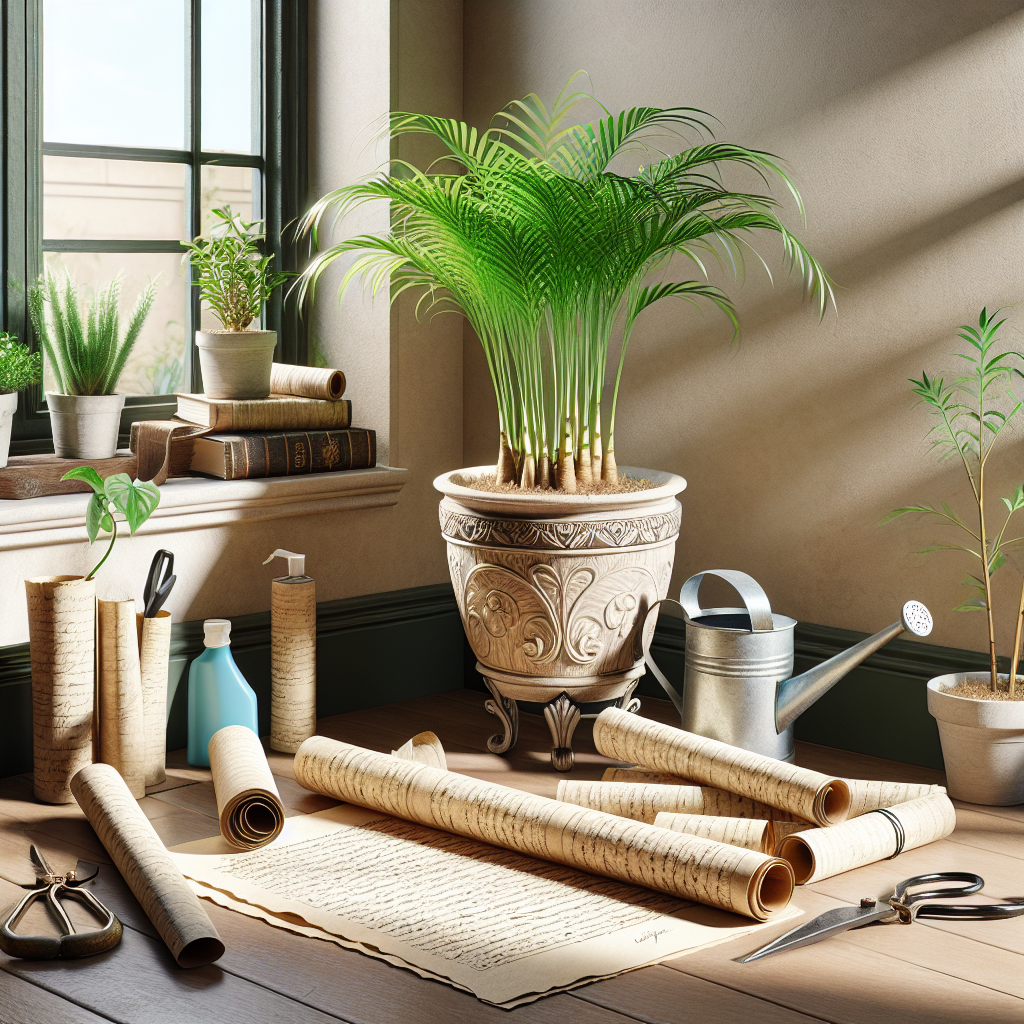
0, 582, 989, 777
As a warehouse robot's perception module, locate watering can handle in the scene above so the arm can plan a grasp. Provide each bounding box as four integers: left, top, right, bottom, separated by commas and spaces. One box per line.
678, 570, 775, 632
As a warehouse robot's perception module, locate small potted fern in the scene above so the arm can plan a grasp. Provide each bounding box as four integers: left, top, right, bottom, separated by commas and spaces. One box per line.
0, 333, 43, 468
181, 206, 289, 399
29, 271, 157, 459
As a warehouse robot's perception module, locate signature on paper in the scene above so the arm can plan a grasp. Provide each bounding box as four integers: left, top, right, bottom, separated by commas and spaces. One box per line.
635, 928, 670, 944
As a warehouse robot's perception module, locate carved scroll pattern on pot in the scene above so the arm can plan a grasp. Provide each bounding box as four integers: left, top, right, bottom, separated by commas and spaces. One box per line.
439, 507, 681, 551
463, 561, 660, 674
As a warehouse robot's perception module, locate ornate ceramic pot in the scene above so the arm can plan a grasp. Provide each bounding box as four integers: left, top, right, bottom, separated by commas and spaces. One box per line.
435, 466, 686, 769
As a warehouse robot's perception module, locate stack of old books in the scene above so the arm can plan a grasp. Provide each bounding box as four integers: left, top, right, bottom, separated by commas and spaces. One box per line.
130, 364, 376, 481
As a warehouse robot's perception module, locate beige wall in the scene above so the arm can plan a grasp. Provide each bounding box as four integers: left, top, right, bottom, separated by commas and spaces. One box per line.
461, 0, 1024, 655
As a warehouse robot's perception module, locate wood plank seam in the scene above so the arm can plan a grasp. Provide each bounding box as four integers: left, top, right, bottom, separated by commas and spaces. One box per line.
0, 966, 123, 1024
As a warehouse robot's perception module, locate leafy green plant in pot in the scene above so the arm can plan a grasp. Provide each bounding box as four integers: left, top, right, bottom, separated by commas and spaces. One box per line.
29, 271, 158, 459
182, 206, 289, 399
294, 79, 835, 771
884, 308, 1024, 805
0, 333, 43, 467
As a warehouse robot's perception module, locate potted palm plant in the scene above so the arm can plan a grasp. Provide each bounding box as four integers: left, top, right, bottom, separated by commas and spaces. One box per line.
297, 80, 833, 768
181, 206, 289, 399
29, 271, 157, 459
885, 308, 1024, 805
0, 333, 43, 467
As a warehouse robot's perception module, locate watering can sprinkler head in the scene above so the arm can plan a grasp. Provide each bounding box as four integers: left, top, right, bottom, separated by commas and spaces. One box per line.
901, 601, 933, 638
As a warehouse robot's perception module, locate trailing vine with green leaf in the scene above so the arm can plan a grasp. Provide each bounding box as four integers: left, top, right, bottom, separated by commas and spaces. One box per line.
883, 308, 1024, 694
60, 468, 161, 579
296, 75, 834, 491
182, 207, 290, 332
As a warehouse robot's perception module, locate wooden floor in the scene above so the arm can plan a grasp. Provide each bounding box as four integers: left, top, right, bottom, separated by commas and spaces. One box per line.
0, 691, 1021, 1024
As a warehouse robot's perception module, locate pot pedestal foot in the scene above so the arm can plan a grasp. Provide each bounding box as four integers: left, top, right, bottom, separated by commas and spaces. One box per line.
544, 692, 581, 772
617, 680, 641, 715
482, 678, 519, 754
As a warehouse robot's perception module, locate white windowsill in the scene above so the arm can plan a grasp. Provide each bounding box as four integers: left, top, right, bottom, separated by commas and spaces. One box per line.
0, 466, 409, 551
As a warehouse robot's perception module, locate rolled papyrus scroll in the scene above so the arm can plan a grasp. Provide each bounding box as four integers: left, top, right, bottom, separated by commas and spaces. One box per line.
593, 708, 851, 827
98, 599, 147, 799
293, 736, 795, 921
137, 610, 172, 787
653, 812, 777, 854
208, 725, 285, 850
270, 363, 345, 401
777, 791, 956, 884
71, 762, 225, 967
25, 576, 96, 804
391, 730, 447, 769
269, 576, 316, 753
603, 769, 942, 820
557, 780, 806, 824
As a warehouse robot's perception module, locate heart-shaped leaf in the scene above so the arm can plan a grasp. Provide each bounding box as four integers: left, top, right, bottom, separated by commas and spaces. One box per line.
103, 474, 160, 534
61, 466, 106, 494
85, 492, 110, 543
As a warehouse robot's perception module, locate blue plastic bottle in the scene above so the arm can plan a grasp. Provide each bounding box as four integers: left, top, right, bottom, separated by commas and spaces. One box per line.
187, 619, 259, 767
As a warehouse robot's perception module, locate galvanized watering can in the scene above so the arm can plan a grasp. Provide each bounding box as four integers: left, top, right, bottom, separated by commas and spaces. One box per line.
645, 569, 933, 761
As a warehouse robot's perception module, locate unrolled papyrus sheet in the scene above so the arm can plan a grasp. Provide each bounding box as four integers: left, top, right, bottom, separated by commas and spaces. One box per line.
777, 791, 957, 884
653, 813, 776, 853
391, 731, 447, 769
71, 762, 224, 967
270, 362, 345, 401
293, 736, 794, 920
26, 575, 96, 804
270, 577, 316, 753
559, 780, 808, 824
208, 725, 285, 850
593, 709, 850, 827
137, 610, 172, 787
604, 768, 942, 820
98, 599, 146, 799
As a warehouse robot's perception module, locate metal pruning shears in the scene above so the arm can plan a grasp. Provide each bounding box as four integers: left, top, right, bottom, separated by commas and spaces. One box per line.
0, 845, 122, 960
739, 872, 1024, 963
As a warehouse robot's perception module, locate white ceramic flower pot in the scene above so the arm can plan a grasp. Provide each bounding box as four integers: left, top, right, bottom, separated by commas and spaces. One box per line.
48, 392, 126, 459
196, 330, 276, 399
927, 673, 1024, 806
0, 391, 17, 468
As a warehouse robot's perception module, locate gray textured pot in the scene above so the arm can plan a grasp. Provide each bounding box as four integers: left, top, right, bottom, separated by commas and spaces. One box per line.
196, 330, 276, 399
928, 673, 1024, 806
0, 391, 17, 468
48, 392, 125, 459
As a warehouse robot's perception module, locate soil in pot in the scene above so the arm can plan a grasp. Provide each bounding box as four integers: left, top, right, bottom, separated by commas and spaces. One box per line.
943, 679, 1024, 701
465, 474, 656, 496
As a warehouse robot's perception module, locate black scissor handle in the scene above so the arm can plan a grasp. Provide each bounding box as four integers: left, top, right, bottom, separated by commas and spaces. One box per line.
893, 872, 984, 906
144, 549, 175, 617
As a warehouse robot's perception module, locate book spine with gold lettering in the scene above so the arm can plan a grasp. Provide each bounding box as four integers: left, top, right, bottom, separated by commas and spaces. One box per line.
192, 429, 376, 479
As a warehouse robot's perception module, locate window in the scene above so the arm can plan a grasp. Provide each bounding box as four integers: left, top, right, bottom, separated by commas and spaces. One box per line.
2, 0, 306, 455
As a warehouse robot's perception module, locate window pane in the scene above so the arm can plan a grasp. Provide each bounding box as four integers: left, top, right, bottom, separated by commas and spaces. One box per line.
43, 0, 187, 150
42, 252, 187, 396
44, 157, 186, 240
202, 0, 259, 154
200, 164, 257, 232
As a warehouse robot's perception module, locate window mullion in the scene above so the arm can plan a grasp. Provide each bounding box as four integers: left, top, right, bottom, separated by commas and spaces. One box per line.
186, 0, 202, 392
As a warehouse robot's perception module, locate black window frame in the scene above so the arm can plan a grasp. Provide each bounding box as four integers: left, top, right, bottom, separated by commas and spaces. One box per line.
2, 0, 307, 456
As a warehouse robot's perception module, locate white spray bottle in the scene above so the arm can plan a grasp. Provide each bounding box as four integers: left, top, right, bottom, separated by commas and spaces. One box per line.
262, 549, 316, 752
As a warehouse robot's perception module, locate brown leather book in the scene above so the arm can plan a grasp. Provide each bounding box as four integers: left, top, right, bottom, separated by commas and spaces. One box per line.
189, 429, 376, 479
175, 393, 353, 431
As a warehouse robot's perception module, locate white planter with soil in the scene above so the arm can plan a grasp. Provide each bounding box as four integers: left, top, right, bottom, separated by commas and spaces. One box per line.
0, 391, 17, 468
435, 465, 686, 770
196, 330, 276, 399
48, 392, 125, 459
927, 673, 1024, 806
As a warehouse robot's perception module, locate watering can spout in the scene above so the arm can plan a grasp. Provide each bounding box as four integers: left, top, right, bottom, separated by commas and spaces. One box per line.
774, 601, 933, 734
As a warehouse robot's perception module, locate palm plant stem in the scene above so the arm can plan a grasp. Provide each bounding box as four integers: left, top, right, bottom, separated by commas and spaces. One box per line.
976, 376, 999, 691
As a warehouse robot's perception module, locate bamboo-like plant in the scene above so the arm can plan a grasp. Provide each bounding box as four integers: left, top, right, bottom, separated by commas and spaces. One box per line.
297, 78, 833, 491
883, 308, 1024, 695
28, 271, 157, 396
0, 334, 42, 394
182, 206, 290, 332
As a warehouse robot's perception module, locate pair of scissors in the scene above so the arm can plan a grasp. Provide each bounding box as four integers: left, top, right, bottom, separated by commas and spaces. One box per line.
144, 548, 176, 617
739, 872, 1024, 963
0, 845, 122, 960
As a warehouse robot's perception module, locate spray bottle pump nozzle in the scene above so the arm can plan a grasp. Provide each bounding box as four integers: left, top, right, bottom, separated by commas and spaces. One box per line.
263, 549, 306, 577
